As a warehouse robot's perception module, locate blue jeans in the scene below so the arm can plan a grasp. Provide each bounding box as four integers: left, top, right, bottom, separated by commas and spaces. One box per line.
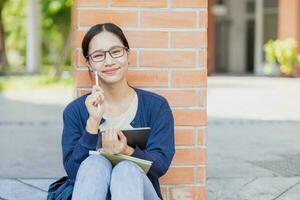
72, 155, 160, 200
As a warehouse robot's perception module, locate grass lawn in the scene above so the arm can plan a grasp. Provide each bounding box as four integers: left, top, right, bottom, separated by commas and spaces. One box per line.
0, 75, 73, 92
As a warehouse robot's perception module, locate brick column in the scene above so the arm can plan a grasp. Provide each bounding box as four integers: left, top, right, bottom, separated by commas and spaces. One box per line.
207, 0, 214, 74
72, 0, 208, 199
278, 0, 300, 52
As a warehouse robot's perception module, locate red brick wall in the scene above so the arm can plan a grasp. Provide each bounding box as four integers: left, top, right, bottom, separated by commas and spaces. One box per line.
278, 0, 300, 52
72, 0, 208, 199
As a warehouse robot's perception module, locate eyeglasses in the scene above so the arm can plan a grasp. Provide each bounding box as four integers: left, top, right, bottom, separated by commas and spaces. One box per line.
87, 46, 128, 62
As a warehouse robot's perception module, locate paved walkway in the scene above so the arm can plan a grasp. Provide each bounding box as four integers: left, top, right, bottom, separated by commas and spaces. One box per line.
207, 76, 300, 200
207, 120, 300, 200
0, 88, 70, 200
0, 76, 300, 199
207, 76, 300, 121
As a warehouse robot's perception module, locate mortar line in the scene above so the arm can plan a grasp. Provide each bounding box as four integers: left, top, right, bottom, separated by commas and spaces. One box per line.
272, 180, 300, 200
240, 177, 257, 189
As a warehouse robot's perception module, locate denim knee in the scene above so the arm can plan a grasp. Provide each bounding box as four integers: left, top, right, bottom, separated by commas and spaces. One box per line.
73, 155, 112, 200
78, 155, 112, 177
112, 160, 143, 178
110, 161, 144, 199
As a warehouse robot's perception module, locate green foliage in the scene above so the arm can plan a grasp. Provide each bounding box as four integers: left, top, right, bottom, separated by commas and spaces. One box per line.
264, 38, 300, 76
41, 0, 72, 66
3, 0, 26, 70
2, 0, 72, 74
41, 64, 72, 75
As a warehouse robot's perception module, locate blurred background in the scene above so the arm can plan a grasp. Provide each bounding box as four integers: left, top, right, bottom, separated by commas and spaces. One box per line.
207, 1, 300, 199
0, 0, 73, 94
0, 0, 300, 199
0, 1, 73, 199
208, 0, 300, 77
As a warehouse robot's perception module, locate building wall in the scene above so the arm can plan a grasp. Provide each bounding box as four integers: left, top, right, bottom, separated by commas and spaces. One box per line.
72, 0, 208, 199
209, 0, 248, 74
227, 0, 247, 74
209, 0, 285, 75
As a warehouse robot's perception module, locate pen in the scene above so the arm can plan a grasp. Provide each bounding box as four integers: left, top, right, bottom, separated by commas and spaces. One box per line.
94, 71, 101, 112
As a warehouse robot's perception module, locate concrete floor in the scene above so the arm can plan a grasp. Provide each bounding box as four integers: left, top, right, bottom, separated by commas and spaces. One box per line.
207, 76, 300, 200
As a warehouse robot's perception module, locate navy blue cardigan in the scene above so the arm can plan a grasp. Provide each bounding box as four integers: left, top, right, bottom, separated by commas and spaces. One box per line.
60, 87, 175, 199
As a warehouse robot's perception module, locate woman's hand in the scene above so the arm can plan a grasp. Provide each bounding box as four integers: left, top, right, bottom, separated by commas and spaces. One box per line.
102, 127, 134, 155
85, 85, 105, 120
85, 85, 105, 134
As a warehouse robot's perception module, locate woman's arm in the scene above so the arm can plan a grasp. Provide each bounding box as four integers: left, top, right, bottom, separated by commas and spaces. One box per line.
61, 105, 98, 181
131, 101, 175, 178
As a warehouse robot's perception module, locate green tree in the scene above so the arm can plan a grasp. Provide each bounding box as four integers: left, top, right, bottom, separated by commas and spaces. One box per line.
3, 0, 26, 74
0, 0, 72, 76
41, 0, 72, 78
0, 0, 9, 75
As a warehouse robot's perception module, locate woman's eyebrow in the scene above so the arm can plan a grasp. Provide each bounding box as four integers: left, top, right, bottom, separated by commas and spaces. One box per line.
95, 45, 123, 52
108, 45, 123, 50
89, 45, 123, 55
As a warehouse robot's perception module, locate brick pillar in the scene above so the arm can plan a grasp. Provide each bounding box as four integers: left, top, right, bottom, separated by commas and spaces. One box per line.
278, 0, 300, 52
72, 0, 208, 199
207, 0, 214, 74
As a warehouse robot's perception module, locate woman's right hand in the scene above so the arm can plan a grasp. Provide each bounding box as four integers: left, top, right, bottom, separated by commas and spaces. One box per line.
85, 85, 105, 123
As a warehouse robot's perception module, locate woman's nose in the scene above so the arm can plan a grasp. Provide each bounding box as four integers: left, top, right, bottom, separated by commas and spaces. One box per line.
104, 52, 114, 65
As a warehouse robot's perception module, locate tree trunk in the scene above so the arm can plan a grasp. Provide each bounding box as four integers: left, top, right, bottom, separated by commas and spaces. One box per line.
54, 31, 71, 78
0, 0, 9, 75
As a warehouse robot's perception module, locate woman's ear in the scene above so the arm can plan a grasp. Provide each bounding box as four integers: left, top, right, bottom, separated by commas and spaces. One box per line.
127, 51, 130, 64
88, 65, 94, 72
87, 65, 92, 71
86, 60, 94, 72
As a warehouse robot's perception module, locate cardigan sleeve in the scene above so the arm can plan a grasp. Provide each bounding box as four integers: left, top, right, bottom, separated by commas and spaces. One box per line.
131, 100, 175, 178
61, 104, 98, 181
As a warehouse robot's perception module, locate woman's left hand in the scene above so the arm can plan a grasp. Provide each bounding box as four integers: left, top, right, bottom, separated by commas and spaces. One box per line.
102, 127, 134, 155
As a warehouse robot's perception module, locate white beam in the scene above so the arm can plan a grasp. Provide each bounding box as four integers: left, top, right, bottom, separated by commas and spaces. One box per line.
227, 0, 247, 74
254, 0, 264, 75
26, 0, 40, 74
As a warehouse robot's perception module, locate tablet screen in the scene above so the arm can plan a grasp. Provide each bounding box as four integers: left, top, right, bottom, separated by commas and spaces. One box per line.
96, 127, 151, 150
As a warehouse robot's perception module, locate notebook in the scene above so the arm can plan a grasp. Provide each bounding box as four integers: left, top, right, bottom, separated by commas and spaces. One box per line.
89, 127, 152, 173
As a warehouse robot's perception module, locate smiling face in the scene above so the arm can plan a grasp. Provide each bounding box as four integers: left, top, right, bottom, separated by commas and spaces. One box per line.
88, 31, 130, 85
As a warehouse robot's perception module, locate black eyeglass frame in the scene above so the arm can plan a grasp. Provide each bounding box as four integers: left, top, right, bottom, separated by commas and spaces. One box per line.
87, 46, 129, 62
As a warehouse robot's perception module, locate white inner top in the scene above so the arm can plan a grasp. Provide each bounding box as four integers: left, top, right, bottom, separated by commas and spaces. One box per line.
99, 92, 138, 132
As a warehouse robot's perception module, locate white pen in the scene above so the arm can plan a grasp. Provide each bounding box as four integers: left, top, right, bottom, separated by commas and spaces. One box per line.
94, 71, 101, 112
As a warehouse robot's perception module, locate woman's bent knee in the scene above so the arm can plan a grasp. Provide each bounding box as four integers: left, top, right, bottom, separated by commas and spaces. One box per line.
81, 155, 111, 168
73, 155, 112, 200
112, 160, 143, 178
77, 155, 112, 177
110, 161, 144, 199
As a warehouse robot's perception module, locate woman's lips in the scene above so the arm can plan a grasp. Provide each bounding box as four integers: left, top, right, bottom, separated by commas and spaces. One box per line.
102, 67, 120, 76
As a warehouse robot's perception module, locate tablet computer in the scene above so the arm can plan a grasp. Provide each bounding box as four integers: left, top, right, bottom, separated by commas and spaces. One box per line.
96, 127, 151, 150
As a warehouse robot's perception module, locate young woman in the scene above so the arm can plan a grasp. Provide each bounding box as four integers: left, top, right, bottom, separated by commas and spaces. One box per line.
47, 23, 175, 200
